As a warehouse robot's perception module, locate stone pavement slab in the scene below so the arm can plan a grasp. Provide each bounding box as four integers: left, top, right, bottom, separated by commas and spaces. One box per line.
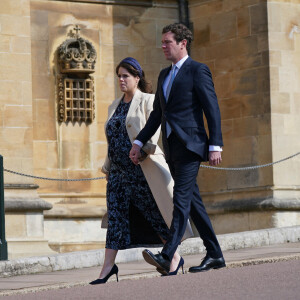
1, 225, 300, 279
0, 242, 299, 297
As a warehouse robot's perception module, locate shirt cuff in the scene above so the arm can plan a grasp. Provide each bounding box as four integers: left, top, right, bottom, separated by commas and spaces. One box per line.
133, 140, 143, 148
209, 145, 223, 152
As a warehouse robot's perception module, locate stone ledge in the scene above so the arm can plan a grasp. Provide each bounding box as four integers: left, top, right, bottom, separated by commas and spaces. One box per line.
4, 199, 52, 212
44, 206, 107, 218
206, 197, 300, 214
1, 225, 300, 277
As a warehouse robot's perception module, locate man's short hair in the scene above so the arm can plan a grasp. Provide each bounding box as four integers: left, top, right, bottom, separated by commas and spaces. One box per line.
162, 23, 193, 52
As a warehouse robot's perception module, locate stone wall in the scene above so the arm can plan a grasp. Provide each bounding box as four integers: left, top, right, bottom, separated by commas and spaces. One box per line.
0, 0, 55, 259
268, 0, 300, 195
189, 0, 300, 233
30, 0, 178, 252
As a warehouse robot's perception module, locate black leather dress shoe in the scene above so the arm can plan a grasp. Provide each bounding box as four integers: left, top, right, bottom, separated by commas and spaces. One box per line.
189, 255, 226, 273
142, 249, 170, 275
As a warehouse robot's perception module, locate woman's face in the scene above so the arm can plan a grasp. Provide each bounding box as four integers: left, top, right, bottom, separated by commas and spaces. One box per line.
117, 67, 139, 94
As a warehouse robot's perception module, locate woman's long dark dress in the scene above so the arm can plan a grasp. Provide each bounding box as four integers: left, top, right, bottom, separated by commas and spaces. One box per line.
105, 100, 170, 250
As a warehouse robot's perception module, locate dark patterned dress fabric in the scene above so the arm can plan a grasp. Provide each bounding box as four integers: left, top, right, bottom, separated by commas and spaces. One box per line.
105, 100, 170, 250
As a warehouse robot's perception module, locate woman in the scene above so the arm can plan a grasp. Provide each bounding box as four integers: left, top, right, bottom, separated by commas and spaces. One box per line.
90, 58, 193, 285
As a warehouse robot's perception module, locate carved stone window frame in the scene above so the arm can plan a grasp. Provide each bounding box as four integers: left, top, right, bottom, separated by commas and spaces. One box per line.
57, 25, 97, 124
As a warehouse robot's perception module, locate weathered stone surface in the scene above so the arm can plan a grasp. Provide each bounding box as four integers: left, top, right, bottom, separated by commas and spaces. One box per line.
1, 226, 300, 277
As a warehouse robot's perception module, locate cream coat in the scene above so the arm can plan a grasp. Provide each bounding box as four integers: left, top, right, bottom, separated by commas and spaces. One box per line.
101, 89, 193, 241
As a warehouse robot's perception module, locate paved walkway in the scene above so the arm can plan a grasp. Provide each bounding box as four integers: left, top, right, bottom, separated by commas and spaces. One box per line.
0, 242, 300, 297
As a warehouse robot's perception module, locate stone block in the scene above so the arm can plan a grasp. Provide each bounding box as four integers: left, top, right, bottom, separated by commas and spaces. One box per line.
142, 6, 178, 19
257, 33, 269, 52
250, 3, 268, 34
283, 115, 300, 135
292, 93, 300, 114
0, 15, 30, 36
223, 0, 243, 11
46, 141, 59, 169
29, 10, 49, 42
0, 36, 10, 52
197, 167, 227, 193
32, 74, 51, 99
7, 239, 56, 260
221, 119, 233, 140
214, 73, 232, 100
279, 68, 296, 93
35, 98, 55, 124
0, 53, 32, 81
5, 213, 27, 238
232, 116, 259, 138
272, 212, 300, 229
219, 98, 241, 120
22, 81, 33, 106
33, 141, 48, 169
60, 141, 91, 170
242, 229, 269, 248
0, 256, 51, 277
232, 69, 258, 96
271, 92, 290, 114
189, 1, 223, 19
232, 36, 258, 57
0, 81, 22, 105
223, 136, 257, 166
11, 36, 31, 54
249, 211, 274, 230
256, 67, 270, 93
237, 7, 250, 37
33, 120, 56, 141
269, 32, 294, 51
267, 2, 282, 32
240, 94, 270, 117
31, 169, 63, 193
0, 0, 30, 16
26, 213, 44, 237
205, 40, 232, 60
256, 134, 272, 164
3, 105, 32, 128
193, 17, 210, 47
269, 51, 282, 66
30, 40, 50, 76
44, 218, 106, 243
210, 11, 237, 42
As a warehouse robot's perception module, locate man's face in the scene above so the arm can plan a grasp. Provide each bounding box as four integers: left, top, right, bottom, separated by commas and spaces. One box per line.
161, 31, 184, 63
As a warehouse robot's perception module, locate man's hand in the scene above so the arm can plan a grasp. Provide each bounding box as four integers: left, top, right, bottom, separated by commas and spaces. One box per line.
208, 151, 222, 166
129, 144, 142, 165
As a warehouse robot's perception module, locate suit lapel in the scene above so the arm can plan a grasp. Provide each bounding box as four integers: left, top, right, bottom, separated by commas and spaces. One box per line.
160, 66, 172, 104
166, 57, 192, 104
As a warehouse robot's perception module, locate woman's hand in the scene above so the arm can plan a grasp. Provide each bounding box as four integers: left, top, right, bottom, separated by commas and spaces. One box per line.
130, 144, 142, 165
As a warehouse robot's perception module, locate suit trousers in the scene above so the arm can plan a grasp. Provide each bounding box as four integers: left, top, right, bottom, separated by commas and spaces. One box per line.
162, 132, 223, 261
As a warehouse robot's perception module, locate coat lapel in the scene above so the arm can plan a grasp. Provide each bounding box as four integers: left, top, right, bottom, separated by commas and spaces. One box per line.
105, 96, 122, 127
126, 89, 142, 124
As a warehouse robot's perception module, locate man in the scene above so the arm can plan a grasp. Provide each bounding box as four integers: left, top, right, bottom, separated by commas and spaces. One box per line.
129, 23, 225, 274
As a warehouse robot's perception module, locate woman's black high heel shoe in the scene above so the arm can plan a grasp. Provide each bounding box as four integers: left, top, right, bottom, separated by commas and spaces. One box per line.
89, 264, 119, 285
160, 257, 185, 276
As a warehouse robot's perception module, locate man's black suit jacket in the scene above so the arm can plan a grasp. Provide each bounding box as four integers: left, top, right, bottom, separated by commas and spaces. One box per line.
136, 57, 223, 162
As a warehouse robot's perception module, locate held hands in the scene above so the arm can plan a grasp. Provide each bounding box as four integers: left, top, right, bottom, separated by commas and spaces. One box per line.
129, 144, 142, 165
209, 151, 222, 166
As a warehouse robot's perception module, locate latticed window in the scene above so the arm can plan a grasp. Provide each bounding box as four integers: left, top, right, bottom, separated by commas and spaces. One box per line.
57, 26, 96, 124
64, 78, 94, 122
